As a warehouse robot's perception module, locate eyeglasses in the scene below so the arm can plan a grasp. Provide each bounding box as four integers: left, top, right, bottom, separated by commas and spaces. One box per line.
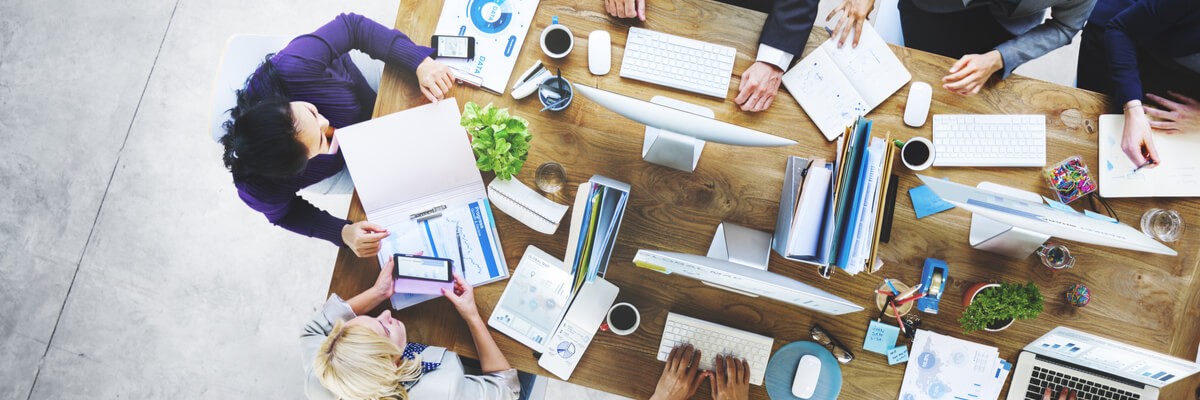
810, 324, 854, 363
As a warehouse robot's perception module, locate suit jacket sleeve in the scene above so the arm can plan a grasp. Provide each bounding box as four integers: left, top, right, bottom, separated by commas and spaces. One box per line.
994, 0, 1096, 78
759, 0, 821, 59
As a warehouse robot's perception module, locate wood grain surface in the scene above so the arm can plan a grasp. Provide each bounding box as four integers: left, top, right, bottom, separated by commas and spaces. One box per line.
326, 0, 1200, 398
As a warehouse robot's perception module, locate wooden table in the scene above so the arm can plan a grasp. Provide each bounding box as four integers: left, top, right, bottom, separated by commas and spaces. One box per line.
329, 0, 1200, 398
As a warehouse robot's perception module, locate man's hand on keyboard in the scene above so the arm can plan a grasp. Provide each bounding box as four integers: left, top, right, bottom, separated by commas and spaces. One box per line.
735, 62, 782, 113
711, 354, 750, 400
605, 0, 646, 21
1042, 386, 1077, 400
650, 344, 708, 400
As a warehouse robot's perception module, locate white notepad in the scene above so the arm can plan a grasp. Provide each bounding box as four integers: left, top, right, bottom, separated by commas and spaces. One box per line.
782, 23, 911, 141
1098, 114, 1200, 197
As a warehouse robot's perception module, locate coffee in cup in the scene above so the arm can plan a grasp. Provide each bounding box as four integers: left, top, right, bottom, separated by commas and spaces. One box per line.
900, 137, 935, 171
540, 17, 574, 58
604, 302, 640, 336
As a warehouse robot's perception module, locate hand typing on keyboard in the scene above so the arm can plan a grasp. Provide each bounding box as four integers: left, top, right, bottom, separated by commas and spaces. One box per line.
1042, 386, 1077, 400
711, 354, 751, 400
650, 344, 708, 400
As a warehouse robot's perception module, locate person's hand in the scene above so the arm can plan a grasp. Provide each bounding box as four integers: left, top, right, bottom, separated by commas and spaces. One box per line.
341, 221, 389, 257
649, 345, 707, 400
711, 354, 750, 400
605, 0, 646, 20
942, 51, 1003, 96
735, 62, 784, 112
415, 57, 455, 103
1042, 386, 1077, 400
1122, 101, 1160, 168
442, 272, 480, 321
1145, 91, 1200, 133
372, 257, 396, 299
827, 0, 875, 48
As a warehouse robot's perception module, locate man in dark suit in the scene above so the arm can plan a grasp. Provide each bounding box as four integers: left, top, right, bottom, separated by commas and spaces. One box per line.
606, 0, 820, 113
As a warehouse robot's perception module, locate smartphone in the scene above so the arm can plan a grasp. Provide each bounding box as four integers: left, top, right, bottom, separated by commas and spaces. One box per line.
392, 253, 454, 282
431, 35, 475, 59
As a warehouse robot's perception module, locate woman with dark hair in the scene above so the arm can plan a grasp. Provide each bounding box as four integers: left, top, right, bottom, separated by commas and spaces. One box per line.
221, 13, 455, 257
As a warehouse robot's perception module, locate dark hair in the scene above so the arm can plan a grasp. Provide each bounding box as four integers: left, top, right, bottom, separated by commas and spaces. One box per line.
220, 56, 308, 180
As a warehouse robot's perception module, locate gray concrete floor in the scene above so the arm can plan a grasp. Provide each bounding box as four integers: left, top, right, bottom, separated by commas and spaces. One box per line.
0, 0, 1074, 398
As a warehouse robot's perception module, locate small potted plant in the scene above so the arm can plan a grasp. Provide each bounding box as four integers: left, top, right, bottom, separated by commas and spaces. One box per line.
959, 281, 1044, 333
460, 102, 532, 180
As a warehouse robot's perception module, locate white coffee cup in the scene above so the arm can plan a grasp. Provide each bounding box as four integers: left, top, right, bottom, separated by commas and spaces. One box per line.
540, 19, 574, 59
604, 302, 640, 336
900, 137, 935, 171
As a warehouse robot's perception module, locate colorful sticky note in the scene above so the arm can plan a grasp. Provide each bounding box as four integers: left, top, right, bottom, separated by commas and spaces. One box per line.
863, 320, 900, 355
887, 345, 909, 365
909, 185, 954, 219
1084, 210, 1118, 223
1042, 196, 1079, 214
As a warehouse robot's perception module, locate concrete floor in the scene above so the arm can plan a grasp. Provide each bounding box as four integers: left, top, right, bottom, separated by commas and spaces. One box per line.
0, 0, 1077, 399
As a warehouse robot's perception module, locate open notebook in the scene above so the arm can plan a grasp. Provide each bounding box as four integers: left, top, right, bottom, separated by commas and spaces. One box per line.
782, 23, 911, 141
1098, 114, 1200, 197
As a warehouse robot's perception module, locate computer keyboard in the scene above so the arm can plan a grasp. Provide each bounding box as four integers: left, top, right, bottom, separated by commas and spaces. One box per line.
932, 114, 1046, 167
620, 27, 736, 99
1025, 365, 1140, 400
657, 312, 774, 386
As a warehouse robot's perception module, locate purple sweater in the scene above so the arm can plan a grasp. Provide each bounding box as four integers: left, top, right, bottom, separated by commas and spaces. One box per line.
234, 13, 434, 247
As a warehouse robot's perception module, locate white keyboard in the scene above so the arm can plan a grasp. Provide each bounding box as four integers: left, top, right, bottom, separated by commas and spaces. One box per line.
620, 27, 736, 99
932, 114, 1047, 167
657, 312, 774, 386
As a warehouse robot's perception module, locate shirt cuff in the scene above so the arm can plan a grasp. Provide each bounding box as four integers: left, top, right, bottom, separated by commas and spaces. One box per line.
755, 43, 795, 70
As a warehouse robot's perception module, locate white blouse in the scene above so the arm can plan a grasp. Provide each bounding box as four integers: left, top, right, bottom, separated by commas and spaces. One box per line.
300, 295, 520, 400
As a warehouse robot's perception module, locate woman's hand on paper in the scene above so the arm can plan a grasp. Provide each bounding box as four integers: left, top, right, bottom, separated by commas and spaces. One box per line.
942, 51, 1003, 96
342, 221, 389, 257
827, 0, 874, 48
442, 272, 481, 321
650, 344, 707, 400
1145, 91, 1200, 133
416, 57, 455, 103
1122, 101, 1161, 168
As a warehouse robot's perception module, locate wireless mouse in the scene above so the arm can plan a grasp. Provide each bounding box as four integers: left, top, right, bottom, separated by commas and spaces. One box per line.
791, 354, 821, 399
904, 82, 932, 127
588, 30, 611, 75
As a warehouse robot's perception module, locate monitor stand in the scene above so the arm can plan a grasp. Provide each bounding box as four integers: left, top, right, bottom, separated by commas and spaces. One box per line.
700, 222, 773, 297
642, 96, 709, 172
968, 182, 1051, 259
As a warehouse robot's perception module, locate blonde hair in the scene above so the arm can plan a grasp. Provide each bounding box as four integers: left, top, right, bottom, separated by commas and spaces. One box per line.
314, 321, 424, 400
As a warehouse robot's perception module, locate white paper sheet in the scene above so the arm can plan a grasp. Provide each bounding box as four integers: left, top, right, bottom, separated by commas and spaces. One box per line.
489, 246, 573, 352
434, 0, 541, 94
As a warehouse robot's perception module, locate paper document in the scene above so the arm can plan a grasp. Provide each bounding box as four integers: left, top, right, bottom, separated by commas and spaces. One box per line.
487, 178, 569, 234
538, 278, 619, 380
782, 23, 911, 141
900, 330, 1008, 400
489, 246, 574, 352
434, 0, 540, 94
787, 162, 832, 257
1097, 114, 1200, 197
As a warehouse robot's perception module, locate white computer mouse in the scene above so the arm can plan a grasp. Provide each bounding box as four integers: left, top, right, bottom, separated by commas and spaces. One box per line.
904, 82, 932, 127
588, 30, 611, 75
791, 354, 821, 399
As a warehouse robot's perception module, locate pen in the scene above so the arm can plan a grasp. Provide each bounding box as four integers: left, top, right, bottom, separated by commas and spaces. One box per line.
896, 293, 926, 305
885, 279, 900, 296
1132, 160, 1156, 173
891, 300, 906, 334
896, 284, 923, 301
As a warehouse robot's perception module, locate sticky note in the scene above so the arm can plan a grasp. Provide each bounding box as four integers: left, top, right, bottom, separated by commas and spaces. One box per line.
909, 185, 954, 219
1083, 210, 1118, 223
863, 320, 900, 355
1042, 197, 1079, 214
887, 346, 909, 365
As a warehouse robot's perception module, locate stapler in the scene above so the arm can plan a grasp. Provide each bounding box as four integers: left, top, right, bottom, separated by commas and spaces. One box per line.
916, 258, 947, 314
511, 60, 552, 100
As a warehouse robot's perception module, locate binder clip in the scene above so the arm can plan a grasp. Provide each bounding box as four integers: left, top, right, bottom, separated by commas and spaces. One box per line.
916, 258, 948, 314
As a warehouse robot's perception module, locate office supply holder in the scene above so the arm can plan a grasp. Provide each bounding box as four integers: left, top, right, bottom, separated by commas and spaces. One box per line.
642, 96, 708, 172
968, 182, 1051, 258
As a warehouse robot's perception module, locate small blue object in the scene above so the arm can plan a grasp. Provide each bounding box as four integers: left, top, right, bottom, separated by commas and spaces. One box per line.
1043, 197, 1079, 214
551, 16, 558, 24
765, 341, 843, 400
909, 185, 954, 219
887, 346, 909, 365
885, 280, 900, 295
863, 320, 900, 355
916, 258, 948, 315
1083, 210, 1118, 223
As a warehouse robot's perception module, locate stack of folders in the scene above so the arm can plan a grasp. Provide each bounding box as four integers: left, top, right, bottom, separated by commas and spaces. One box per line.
772, 116, 896, 277
562, 175, 631, 292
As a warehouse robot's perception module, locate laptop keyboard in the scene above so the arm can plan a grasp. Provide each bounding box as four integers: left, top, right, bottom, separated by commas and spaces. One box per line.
1025, 366, 1141, 400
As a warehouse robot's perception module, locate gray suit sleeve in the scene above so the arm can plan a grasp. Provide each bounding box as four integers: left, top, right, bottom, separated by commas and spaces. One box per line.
994, 0, 1097, 78
300, 295, 356, 400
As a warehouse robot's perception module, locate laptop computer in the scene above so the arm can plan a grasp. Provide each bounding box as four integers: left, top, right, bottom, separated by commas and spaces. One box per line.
1007, 327, 1200, 400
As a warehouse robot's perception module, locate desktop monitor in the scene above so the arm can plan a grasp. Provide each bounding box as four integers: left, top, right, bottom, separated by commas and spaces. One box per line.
633, 249, 864, 315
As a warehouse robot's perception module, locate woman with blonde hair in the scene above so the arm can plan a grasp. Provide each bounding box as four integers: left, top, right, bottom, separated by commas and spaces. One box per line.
300, 258, 519, 399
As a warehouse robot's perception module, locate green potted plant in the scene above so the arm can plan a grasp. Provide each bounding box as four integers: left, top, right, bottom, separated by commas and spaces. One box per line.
460, 102, 532, 180
959, 281, 1044, 333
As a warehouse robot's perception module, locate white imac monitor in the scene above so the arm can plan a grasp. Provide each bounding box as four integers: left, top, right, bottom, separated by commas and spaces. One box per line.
633, 249, 864, 315
574, 84, 796, 172
918, 175, 1177, 256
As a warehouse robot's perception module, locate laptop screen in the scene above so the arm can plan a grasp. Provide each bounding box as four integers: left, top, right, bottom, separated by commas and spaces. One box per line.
1027, 327, 1200, 388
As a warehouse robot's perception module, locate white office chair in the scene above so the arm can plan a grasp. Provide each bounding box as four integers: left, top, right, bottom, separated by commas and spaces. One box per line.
210, 34, 383, 196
